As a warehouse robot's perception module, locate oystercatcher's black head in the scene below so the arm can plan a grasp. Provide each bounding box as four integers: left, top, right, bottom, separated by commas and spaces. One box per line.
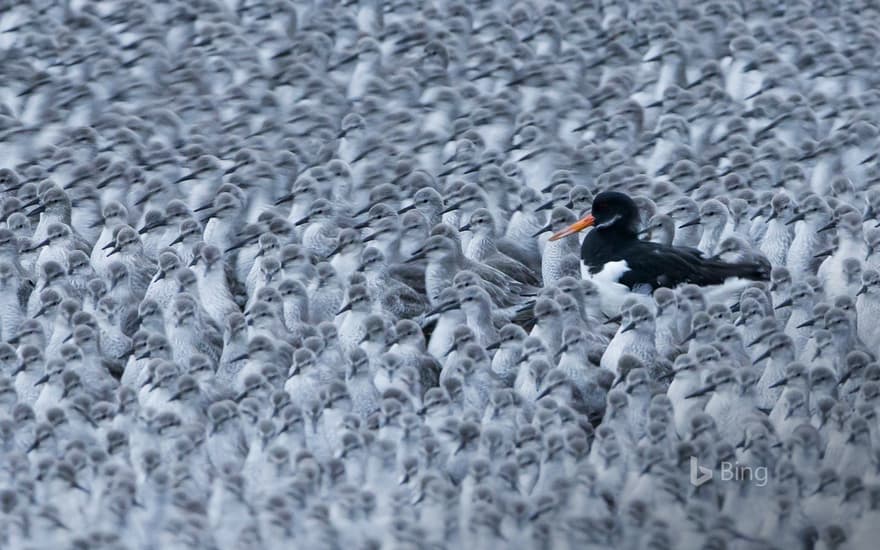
549, 191, 640, 241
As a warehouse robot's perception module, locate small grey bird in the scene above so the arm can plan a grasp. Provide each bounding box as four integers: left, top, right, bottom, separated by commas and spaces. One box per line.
460, 207, 541, 286
410, 233, 531, 308
0, 261, 26, 342
359, 246, 427, 319
601, 304, 657, 380
105, 225, 156, 301
755, 333, 796, 410
534, 207, 582, 287
166, 293, 222, 367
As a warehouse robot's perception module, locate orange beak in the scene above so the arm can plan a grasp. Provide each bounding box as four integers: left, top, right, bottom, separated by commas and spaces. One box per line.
548, 214, 594, 241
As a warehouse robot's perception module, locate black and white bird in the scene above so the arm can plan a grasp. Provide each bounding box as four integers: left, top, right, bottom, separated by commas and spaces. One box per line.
548, 191, 770, 316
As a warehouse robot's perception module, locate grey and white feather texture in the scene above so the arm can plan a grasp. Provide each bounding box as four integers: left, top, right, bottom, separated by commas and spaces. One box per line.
0, 1, 880, 549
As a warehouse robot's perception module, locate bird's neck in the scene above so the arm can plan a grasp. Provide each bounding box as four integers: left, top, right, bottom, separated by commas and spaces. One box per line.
465, 306, 492, 326
581, 226, 638, 265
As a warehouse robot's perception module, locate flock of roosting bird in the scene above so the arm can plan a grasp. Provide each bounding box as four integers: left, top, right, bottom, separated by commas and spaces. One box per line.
2, 0, 880, 549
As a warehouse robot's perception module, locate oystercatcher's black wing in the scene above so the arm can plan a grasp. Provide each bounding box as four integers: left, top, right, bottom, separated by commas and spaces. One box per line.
614, 241, 770, 290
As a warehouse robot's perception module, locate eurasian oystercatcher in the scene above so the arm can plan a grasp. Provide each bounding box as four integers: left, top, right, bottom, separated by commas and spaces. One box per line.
549, 191, 771, 292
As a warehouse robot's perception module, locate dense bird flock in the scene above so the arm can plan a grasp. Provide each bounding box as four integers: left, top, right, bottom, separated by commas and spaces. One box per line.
2, 0, 880, 549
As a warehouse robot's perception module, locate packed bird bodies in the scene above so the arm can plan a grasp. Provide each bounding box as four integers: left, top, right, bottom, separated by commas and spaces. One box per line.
1, 1, 880, 549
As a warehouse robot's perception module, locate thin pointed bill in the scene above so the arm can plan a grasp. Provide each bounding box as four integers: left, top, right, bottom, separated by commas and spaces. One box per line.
548, 214, 594, 241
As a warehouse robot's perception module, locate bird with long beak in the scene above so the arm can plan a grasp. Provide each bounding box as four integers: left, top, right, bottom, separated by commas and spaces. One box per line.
547, 191, 770, 292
